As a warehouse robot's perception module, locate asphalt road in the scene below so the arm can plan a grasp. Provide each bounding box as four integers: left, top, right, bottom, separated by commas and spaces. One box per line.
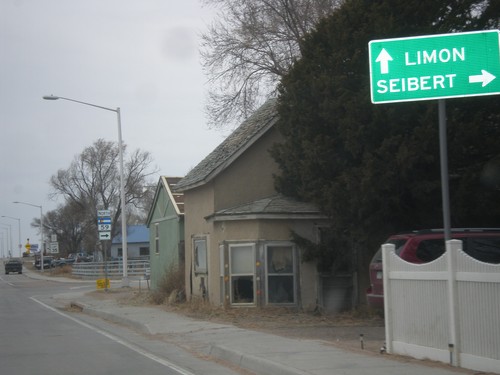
0, 272, 246, 375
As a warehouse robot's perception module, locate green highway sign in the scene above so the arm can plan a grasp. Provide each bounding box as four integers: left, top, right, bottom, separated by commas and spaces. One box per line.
369, 30, 500, 104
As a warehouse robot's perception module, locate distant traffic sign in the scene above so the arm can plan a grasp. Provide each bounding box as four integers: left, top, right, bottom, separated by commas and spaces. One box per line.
49, 242, 59, 254
97, 210, 111, 217
369, 30, 500, 103
97, 217, 112, 225
99, 231, 111, 240
98, 224, 111, 231
96, 278, 110, 289
97, 210, 112, 240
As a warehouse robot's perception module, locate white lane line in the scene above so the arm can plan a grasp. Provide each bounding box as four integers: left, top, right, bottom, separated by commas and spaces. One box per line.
30, 296, 195, 375
0, 275, 16, 286
69, 285, 94, 290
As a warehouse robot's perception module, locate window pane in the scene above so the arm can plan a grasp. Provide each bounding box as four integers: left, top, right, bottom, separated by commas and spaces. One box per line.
155, 224, 160, 254
268, 276, 294, 303
230, 246, 253, 274
464, 237, 500, 263
267, 246, 293, 273
231, 275, 254, 303
194, 239, 207, 272
415, 239, 445, 262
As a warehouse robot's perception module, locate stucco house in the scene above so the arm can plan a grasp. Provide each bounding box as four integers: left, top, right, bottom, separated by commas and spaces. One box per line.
174, 99, 334, 310
146, 176, 185, 290
111, 225, 150, 259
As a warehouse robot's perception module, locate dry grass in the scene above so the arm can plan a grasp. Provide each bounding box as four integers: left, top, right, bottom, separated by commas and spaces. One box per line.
115, 288, 383, 329
150, 264, 185, 305
49, 265, 73, 276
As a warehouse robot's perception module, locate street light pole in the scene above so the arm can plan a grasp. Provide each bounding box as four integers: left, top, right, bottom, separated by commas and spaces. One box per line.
0, 223, 12, 257
2, 216, 21, 257
0, 228, 8, 258
43, 95, 129, 286
0, 232, 5, 258
13, 201, 43, 270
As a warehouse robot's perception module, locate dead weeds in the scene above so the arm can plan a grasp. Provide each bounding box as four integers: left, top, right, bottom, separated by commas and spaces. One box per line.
89, 288, 383, 328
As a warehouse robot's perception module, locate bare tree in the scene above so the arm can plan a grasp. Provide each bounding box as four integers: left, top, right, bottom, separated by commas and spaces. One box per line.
33, 201, 90, 257
49, 139, 158, 240
201, 0, 341, 128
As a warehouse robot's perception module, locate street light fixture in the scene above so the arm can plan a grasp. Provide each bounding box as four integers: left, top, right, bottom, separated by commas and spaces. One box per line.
2, 216, 22, 257
43, 95, 129, 286
13, 201, 44, 270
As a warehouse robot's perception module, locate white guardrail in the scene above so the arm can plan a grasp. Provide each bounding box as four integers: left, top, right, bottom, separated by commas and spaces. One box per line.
71, 260, 150, 279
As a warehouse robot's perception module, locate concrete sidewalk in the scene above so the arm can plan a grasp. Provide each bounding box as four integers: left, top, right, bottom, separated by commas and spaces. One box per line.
54, 293, 477, 375
24, 269, 482, 375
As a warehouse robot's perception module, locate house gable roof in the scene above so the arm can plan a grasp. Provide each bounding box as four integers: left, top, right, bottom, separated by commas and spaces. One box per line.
206, 194, 326, 222
175, 98, 278, 192
162, 176, 184, 215
146, 176, 184, 226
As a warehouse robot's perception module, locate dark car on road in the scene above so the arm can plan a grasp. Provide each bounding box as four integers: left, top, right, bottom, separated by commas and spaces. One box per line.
4, 259, 23, 274
34, 256, 54, 270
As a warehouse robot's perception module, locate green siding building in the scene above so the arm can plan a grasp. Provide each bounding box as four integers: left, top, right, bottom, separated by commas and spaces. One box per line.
146, 176, 184, 290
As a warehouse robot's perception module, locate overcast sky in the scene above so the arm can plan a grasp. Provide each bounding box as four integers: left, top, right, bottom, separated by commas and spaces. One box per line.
0, 0, 228, 256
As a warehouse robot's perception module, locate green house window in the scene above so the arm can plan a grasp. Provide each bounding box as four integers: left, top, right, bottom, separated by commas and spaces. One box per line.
154, 223, 159, 254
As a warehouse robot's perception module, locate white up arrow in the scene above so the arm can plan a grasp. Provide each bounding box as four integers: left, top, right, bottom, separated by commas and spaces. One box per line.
375, 48, 393, 74
468, 70, 496, 87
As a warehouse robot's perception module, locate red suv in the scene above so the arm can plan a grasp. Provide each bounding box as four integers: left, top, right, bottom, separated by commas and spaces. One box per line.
366, 228, 500, 309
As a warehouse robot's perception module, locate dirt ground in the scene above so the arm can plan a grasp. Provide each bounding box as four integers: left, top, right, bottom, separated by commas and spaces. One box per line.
89, 288, 386, 355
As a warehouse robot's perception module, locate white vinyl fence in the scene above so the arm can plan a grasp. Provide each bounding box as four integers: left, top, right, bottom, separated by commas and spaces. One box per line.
72, 260, 150, 279
383, 240, 500, 374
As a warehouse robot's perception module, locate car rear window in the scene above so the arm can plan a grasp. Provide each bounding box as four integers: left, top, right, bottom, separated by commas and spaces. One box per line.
415, 239, 446, 262
374, 232, 500, 265
463, 237, 500, 264
415, 236, 500, 264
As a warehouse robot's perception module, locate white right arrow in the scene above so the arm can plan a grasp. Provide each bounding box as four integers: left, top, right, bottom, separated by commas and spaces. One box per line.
375, 48, 393, 74
468, 70, 496, 87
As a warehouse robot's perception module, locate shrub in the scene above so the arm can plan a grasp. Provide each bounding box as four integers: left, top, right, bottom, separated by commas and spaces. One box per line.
150, 263, 185, 305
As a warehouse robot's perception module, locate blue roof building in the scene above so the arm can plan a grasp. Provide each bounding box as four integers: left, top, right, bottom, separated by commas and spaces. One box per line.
111, 225, 150, 259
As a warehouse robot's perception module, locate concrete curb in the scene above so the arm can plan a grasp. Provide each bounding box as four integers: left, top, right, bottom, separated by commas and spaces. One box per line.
208, 344, 307, 375
71, 302, 152, 335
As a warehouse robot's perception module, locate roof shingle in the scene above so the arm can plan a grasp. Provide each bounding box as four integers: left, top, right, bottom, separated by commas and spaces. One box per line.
175, 99, 278, 191
207, 194, 325, 221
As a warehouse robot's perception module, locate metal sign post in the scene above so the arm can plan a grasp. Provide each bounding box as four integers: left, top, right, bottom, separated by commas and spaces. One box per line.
438, 100, 451, 241
97, 210, 112, 291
